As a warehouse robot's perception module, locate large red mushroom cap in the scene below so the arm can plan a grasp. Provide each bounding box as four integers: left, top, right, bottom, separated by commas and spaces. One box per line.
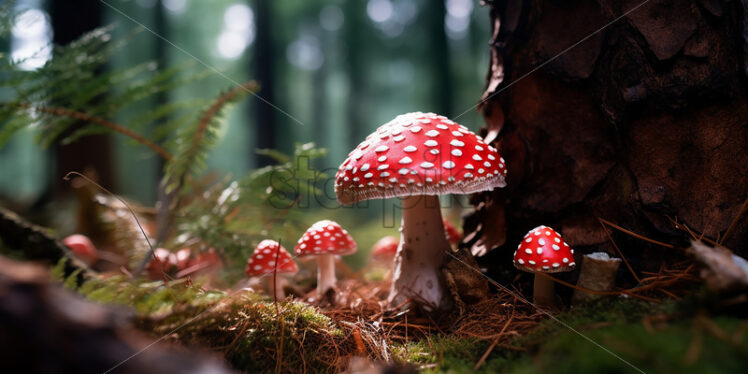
371, 235, 399, 261
62, 234, 98, 263
513, 226, 576, 273
442, 219, 462, 245
334, 112, 507, 205
246, 240, 298, 277
294, 220, 357, 257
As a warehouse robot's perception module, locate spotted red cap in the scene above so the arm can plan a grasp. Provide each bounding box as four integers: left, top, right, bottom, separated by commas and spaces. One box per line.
371, 235, 399, 261
513, 226, 576, 273
443, 219, 462, 245
335, 112, 507, 205
294, 220, 357, 257
245, 240, 298, 277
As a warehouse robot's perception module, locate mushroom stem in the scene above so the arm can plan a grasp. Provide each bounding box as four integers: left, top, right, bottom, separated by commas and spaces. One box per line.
389, 195, 449, 311
265, 276, 288, 300
316, 254, 337, 297
533, 273, 556, 308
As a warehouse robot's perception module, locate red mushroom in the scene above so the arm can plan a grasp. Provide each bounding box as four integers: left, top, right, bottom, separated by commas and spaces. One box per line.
246, 240, 298, 299
335, 112, 506, 311
371, 236, 399, 262
172, 248, 192, 271
62, 234, 98, 264
513, 226, 576, 307
178, 248, 223, 278
442, 219, 462, 246
146, 248, 174, 280
294, 220, 357, 298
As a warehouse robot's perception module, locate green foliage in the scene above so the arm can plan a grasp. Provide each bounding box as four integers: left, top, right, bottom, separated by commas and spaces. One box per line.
173, 142, 328, 281
55, 257, 225, 314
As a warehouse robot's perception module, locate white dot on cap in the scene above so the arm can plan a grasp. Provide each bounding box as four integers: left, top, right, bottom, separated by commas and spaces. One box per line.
518, 259, 525, 264
538, 239, 546, 246
364, 173, 373, 178
361, 163, 371, 171
399, 157, 412, 164
430, 149, 439, 155
562, 257, 569, 263
426, 130, 440, 137
524, 248, 532, 254
377, 164, 389, 171
452, 149, 462, 156
404, 145, 417, 153
443, 161, 455, 169
300, 244, 306, 249
475, 145, 484, 151
256, 254, 263, 259
450, 139, 465, 147
375, 145, 388, 153
436, 124, 448, 130
472, 154, 482, 161
528, 260, 536, 265
525, 237, 532, 243
451, 131, 463, 136
380, 171, 390, 177
410, 126, 422, 133
421, 162, 434, 168
424, 140, 438, 147
478, 168, 485, 174
552, 244, 560, 250
537, 248, 543, 254
464, 172, 473, 178
487, 154, 496, 160
394, 135, 405, 142
465, 164, 474, 170
378, 155, 387, 162
398, 168, 409, 175
552, 263, 560, 268
254, 265, 262, 270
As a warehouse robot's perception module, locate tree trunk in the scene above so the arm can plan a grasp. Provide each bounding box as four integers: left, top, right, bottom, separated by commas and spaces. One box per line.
252, 0, 276, 167
466, 0, 748, 288
50, 0, 113, 194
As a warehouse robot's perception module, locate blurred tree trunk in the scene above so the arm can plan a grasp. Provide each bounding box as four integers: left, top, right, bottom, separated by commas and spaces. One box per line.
343, 0, 366, 148
466, 0, 748, 286
50, 0, 113, 194
252, 0, 276, 167
426, 0, 452, 116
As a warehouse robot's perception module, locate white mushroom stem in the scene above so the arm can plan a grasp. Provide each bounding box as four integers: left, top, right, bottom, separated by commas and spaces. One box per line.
533, 274, 556, 308
316, 254, 337, 297
389, 195, 449, 311
265, 276, 289, 300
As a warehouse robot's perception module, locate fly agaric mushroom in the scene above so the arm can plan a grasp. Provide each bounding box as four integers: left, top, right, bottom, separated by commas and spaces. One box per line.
371, 236, 399, 262
443, 219, 462, 246
294, 220, 357, 298
146, 247, 174, 280
513, 226, 576, 307
334, 112, 507, 310
62, 234, 98, 264
246, 240, 298, 300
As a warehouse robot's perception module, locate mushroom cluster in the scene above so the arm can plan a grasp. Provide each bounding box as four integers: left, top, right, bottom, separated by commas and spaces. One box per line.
335, 112, 507, 311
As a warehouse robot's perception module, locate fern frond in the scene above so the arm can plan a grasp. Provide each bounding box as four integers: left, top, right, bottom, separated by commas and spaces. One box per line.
163, 81, 259, 193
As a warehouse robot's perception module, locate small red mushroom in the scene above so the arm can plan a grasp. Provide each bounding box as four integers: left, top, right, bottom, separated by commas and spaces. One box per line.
371, 236, 399, 262
442, 219, 462, 246
172, 248, 192, 271
513, 226, 576, 307
294, 220, 357, 298
146, 248, 174, 280
334, 112, 507, 310
62, 234, 98, 264
246, 240, 298, 299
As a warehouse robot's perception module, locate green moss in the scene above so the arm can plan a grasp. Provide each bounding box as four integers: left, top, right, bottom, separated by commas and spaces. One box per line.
395, 298, 748, 373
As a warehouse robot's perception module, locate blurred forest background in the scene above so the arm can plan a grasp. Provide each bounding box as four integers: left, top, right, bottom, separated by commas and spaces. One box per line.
1, 0, 491, 265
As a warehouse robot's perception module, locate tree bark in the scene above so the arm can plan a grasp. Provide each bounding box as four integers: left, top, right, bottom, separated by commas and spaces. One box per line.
50, 0, 113, 194
467, 0, 748, 288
